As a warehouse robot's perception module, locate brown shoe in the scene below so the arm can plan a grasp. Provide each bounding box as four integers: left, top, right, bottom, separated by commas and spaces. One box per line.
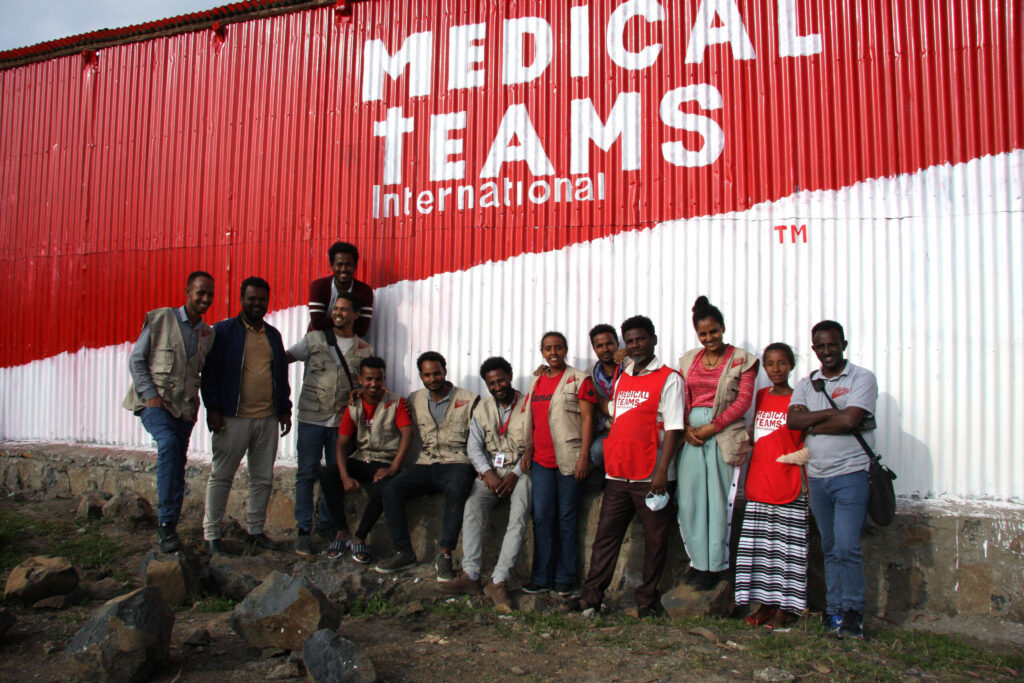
439, 572, 482, 594
484, 581, 513, 612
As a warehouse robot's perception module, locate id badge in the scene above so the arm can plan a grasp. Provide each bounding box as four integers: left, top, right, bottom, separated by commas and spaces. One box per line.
493, 451, 506, 468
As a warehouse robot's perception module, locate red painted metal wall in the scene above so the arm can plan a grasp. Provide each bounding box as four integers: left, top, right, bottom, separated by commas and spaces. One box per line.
0, 0, 1020, 367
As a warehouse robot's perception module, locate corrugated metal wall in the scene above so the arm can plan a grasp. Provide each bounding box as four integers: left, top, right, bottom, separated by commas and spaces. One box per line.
1, 1, 1022, 500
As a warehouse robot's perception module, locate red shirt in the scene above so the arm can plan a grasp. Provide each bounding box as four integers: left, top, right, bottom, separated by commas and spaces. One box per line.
531, 371, 597, 469
744, 388, 803, 504
338, 397, 412, 436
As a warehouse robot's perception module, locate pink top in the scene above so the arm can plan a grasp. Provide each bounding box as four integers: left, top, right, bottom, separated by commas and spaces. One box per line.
684, 346, 757, 430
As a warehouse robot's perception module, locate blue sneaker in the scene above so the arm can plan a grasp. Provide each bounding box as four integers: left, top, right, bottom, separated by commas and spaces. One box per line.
838, 610, 864, 640
823, 613, 844, 634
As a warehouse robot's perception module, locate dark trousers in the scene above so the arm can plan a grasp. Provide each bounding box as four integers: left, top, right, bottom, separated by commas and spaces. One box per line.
381, 463, 476, 554
320, 459, 391, 540
580, 479, 675, 610
530, 463, 584, 586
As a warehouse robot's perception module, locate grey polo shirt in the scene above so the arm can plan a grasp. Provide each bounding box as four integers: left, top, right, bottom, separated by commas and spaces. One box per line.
427, 384, 455, 425
791, 361, 878, 479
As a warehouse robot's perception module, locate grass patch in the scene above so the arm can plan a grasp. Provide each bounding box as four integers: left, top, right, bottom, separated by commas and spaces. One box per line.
0, 505, 122, 571
191, 596, 237, 613
349, 592, 398, 617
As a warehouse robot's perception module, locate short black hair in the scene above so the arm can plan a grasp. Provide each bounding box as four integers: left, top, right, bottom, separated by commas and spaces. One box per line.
539, 331, 567, 350
360, 356, 386, 373
187, 271, 214, 287
620, 315, 655, 338
239, 276, 271, 298
479, 356, 513, 379
811, 320, 845, 340
588, 324, 618, 344
691, 295, 724, 328
417, 351, 447, 371
328, 241, 359, 265
763, 342, 796, 366
336, 291, 362, 310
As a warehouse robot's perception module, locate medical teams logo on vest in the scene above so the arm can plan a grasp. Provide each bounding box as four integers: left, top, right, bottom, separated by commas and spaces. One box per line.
605, 366, 674, 480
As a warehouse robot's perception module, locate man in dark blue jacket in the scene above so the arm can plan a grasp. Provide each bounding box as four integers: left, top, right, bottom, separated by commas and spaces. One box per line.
201, 276, 292, 556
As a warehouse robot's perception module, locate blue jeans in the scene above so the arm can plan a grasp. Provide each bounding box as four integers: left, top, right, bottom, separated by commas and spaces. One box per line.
294, 422, 337, 533
140, 406, 195, 526
808, 470, 870, 614
589, 432, 607, 468
530, 464, 583, 587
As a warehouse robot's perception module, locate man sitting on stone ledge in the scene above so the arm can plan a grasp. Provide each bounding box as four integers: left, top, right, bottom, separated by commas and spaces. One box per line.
441, 357, 533, 611
320, 356, 414, 565
376, 352, 479, 580
567, 316, 684, 618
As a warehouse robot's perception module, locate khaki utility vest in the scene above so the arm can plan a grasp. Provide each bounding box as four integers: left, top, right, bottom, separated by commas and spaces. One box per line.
296, 331, 373, 423
350, 391, 404, 464
679, 345, 759, 466
528, 367, 588, 475
122, 307, 214, 423
472, 391, 532, 471
409, 386, 478, 465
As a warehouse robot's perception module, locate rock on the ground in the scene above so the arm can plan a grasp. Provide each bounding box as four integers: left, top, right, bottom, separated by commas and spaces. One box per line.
141, 549, 198, 606
298, 560, 363, 604
268, 660, 302, 679
0, 609, 15, 638
102, 491, 155, 528
65, 586, 175, 683
90, 578, 132, 602
230, 571, 341, 651
755, 667, 796, 681
208, 554, 285, 602
76, 493, 108, 520
33, 587, 83, 610
302, 628, 376, 683
183, 629, 212, 647
4, 555, 80, 604
661, 577, 733, 619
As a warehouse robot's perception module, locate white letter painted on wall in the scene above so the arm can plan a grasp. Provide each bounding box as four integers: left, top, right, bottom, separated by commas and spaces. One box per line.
373, 107, 415, 185
607, 0, 665, 70
430, 112, 468, 181
448, 23, 487, 90
503, 17, 554, 85
362, 32, 433, 102
481, 104, 555, 178
570, 94, 642, 174
777, 0, 822, 57
659, 85, 725, 167
685, 0, 755, 64
570, 5, 590, 77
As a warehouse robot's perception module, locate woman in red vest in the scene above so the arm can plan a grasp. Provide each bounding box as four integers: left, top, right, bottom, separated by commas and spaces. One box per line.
734, 343, 808, 628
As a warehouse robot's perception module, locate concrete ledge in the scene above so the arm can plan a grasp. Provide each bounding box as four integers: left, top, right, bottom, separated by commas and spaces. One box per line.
2, 441, 1023, 623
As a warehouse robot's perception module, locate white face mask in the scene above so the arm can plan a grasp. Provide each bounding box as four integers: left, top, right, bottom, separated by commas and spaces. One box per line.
645, 491, 670, 512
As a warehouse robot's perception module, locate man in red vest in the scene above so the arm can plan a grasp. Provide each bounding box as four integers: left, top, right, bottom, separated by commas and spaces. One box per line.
567, 316, 684, 617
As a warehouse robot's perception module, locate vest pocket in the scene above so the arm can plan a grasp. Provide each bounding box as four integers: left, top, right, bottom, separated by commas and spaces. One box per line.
151, 348, 175, 375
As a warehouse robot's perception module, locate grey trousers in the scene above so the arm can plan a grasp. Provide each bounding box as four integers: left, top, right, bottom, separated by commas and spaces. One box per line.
461, 471, 532, 584
203, 415, 279, 540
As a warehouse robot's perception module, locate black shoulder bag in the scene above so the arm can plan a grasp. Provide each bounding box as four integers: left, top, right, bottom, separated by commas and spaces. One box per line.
811, 372, 897, 526
322, 329, 354, 390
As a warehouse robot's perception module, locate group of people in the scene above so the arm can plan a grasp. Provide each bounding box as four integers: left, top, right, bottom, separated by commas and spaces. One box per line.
125, 241, 878, 640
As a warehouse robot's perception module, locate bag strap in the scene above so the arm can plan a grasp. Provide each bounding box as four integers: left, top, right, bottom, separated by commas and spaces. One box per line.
322, 329, 355, 390
811, 370, 881, 465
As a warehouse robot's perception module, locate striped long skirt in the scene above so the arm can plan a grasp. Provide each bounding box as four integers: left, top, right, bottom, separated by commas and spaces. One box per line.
733, 495, 809, 614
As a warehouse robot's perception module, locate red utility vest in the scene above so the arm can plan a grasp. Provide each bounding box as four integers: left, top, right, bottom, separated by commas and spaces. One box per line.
604, 365, 676, 480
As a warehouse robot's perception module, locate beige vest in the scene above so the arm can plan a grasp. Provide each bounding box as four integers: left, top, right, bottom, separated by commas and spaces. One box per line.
351, 391, 404, 464
296, 331, 373, 423
679, 345, 759, 466
409, 386, 478, 465
528, 366, 589, 475
471, 391, 532, 471
122, 307, 213, 423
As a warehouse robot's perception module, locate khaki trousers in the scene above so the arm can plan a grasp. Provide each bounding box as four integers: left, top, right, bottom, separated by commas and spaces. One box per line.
203, 415, 278, 540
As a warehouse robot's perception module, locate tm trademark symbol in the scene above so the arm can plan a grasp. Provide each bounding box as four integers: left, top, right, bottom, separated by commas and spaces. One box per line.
774, 225, 808, 243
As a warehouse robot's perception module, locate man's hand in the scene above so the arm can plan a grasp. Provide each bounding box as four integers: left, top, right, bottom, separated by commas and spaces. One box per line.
347, 388, 364, 406
374, 467, 397, 483
613, 348, 628, 365
483, 469, 502, 494
649, 470, 669, 495
574, 456, 591, 482
342, 475, 360, 493
207, 410, 226, 434
694, 424, 717, 442
144, 396, 167, 410
521, 451, 532, 474
279, 412, 292, 437
533, 364, 548, 377
496, 471, 519, 497
683, 425, 704, 447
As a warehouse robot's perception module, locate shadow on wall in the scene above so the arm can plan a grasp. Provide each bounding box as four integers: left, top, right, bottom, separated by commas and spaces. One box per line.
877, 392, 933, 498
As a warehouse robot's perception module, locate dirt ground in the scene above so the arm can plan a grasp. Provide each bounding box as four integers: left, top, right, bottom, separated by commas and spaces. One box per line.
1, 495, 1022, 682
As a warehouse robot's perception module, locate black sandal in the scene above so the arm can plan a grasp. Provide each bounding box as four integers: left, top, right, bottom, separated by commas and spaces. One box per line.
350, 542, 371, 564
327, 539, 351, 560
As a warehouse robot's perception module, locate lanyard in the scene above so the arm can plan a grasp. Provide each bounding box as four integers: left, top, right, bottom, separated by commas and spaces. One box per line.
497, 392, 520, 436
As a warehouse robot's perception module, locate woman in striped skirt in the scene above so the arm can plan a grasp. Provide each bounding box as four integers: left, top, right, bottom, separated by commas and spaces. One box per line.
734, 343, 809, 629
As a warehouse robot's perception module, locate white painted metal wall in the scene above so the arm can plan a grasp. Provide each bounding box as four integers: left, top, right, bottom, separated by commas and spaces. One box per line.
2, 151, 1022, 501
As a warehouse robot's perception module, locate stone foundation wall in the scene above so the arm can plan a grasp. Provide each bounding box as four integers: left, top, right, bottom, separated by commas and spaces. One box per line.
2, 442, 1022, 622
